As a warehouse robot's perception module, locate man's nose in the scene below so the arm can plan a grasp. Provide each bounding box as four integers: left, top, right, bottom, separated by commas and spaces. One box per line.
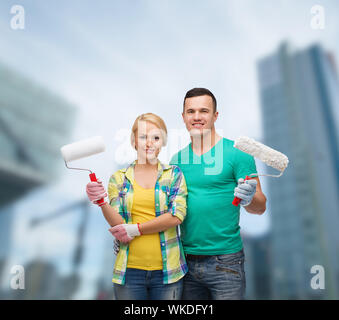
193, 111, 201, 120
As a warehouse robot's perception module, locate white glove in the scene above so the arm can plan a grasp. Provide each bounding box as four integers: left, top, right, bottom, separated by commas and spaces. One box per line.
109, 224, 141, 243
86, 180, 107, 206
234, 178, 257, 207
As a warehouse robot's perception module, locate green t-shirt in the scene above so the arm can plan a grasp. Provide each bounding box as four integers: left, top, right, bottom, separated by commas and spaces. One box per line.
170, 137, 257, 255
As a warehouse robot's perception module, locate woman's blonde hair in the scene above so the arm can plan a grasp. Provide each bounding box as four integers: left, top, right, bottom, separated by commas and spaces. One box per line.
130, 113, 168, 149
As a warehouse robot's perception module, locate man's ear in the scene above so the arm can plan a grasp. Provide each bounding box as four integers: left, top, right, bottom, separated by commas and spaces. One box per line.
214, 111, 219, 122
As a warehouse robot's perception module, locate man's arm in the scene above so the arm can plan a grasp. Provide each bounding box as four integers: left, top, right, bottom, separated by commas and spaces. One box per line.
243, 177, 266, 214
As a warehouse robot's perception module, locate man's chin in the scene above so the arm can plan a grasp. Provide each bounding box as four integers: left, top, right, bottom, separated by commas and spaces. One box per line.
189, 128, 212, 137
189, 128, 203, 136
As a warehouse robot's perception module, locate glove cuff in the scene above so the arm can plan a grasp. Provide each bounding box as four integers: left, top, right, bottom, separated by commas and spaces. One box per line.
241, 200, 251, 207
126, 224, 141, 237
97, 201, 107, 207
137, 223, 142, 235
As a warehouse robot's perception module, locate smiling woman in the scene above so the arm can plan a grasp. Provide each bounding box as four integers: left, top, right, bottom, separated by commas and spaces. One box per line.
85, 112, 188, 300
130, 113, 168, 166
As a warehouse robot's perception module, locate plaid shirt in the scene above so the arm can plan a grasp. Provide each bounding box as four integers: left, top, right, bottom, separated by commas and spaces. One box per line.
108, 160, 188, 285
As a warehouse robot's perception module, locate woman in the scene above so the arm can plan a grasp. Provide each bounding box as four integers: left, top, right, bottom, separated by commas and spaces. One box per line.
86, 113, 188, 300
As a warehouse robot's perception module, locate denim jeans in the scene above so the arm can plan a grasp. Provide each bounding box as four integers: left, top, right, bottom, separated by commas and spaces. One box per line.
182, 249, 246, 300
114, 268, 183, 300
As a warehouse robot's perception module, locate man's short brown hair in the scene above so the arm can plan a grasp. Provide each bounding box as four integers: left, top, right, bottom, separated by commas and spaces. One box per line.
183, 88, 217, 113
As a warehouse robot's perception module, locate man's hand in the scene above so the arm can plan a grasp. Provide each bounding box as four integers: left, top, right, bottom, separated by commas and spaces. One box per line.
234, 178, 257, 207
109, 224, 141, 243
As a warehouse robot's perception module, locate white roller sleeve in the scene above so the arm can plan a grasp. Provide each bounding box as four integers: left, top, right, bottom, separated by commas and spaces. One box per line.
234, 136, 289, 172
60, 136, 106, 162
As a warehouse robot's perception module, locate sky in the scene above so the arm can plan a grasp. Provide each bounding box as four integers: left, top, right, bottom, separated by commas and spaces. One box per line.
0, 0, 338, 299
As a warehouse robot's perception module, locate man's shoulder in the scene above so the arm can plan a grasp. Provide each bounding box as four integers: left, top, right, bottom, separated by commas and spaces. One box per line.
220, 137, 234, 148
220, 137, 245, 156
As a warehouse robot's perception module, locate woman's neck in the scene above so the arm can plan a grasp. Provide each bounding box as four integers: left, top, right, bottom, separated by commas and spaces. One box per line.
135, 159, 158, 169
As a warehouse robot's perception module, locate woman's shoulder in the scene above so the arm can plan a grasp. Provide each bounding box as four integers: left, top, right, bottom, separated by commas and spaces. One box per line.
160, 162, 182, 174
167, 164, 185, 182
109, 167, 128, 183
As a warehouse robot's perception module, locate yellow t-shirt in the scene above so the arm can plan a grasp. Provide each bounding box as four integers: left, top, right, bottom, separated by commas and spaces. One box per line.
127, 180, 163, 270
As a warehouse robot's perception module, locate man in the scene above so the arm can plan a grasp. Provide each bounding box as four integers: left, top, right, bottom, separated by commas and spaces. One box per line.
170, 88, 266, 300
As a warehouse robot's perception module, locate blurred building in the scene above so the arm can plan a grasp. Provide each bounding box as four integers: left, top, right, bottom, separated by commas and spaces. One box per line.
242, 231, 272, 300
0, 207, 13, 260
0, 62, 76, 298
0, 62, 76, 261
257, 42, 339, 299
0, 62, 76, 207
95, 237, 116, 300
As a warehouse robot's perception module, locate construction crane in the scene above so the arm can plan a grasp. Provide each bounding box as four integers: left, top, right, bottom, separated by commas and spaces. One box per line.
30, 198, 90, 299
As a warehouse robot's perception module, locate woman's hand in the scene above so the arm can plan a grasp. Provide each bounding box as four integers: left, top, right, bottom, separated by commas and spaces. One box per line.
86, 180, 107, 206
109, 224, 141, 243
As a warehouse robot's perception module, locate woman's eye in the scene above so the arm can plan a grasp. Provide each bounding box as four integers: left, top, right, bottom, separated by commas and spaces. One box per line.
154, 136, 160, 141
139, 135, 146, 139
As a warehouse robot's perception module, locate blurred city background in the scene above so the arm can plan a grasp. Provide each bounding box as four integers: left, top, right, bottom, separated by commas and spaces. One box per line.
0, 0, 338, 299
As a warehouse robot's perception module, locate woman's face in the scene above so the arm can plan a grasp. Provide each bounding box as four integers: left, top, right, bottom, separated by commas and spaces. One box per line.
134, 121, 164, 164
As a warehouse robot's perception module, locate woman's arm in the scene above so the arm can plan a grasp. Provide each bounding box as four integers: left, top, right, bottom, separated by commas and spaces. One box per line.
140, 167, 187, 233
100, 203, 124, 227
139, 213, 181, 234
92, 172, 125, 227
110, 166, 188, 242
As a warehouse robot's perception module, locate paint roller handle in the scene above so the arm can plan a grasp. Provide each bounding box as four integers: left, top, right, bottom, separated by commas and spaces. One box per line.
232, 175, 251, 206
89, 173, 106, 206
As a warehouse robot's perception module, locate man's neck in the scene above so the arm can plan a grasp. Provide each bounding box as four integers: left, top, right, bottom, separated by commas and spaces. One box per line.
190, 129, 222, 156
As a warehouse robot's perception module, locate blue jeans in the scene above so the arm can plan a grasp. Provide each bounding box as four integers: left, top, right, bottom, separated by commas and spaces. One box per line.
114, 268, 183, 300
182, 249, 246, 300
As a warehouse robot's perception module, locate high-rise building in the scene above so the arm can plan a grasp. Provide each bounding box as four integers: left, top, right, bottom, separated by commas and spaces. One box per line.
0, 62, 76, 262
11, 259, 62, 300
0, 62, 76, 207
257, 42, 339, 299
242, 232, 272, 300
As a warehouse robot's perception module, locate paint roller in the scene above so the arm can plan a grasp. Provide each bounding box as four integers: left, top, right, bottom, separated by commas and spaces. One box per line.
60, 136, 106, 205
232, 136, 289, 206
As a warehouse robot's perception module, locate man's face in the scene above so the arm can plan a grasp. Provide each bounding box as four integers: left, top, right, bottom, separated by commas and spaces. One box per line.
182, 95, 218, 137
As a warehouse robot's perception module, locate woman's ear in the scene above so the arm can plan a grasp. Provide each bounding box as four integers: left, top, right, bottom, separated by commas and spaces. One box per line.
130, 133, 137, 150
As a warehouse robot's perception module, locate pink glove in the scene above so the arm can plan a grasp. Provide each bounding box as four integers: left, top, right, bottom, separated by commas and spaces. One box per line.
86, 180, 107, 206
109, 224, 141, 243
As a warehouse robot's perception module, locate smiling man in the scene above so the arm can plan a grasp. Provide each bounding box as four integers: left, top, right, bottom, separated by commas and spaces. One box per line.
170, 88, 267, 300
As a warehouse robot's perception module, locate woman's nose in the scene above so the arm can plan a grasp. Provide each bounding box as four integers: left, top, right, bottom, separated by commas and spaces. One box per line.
146, 138, 152, 147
